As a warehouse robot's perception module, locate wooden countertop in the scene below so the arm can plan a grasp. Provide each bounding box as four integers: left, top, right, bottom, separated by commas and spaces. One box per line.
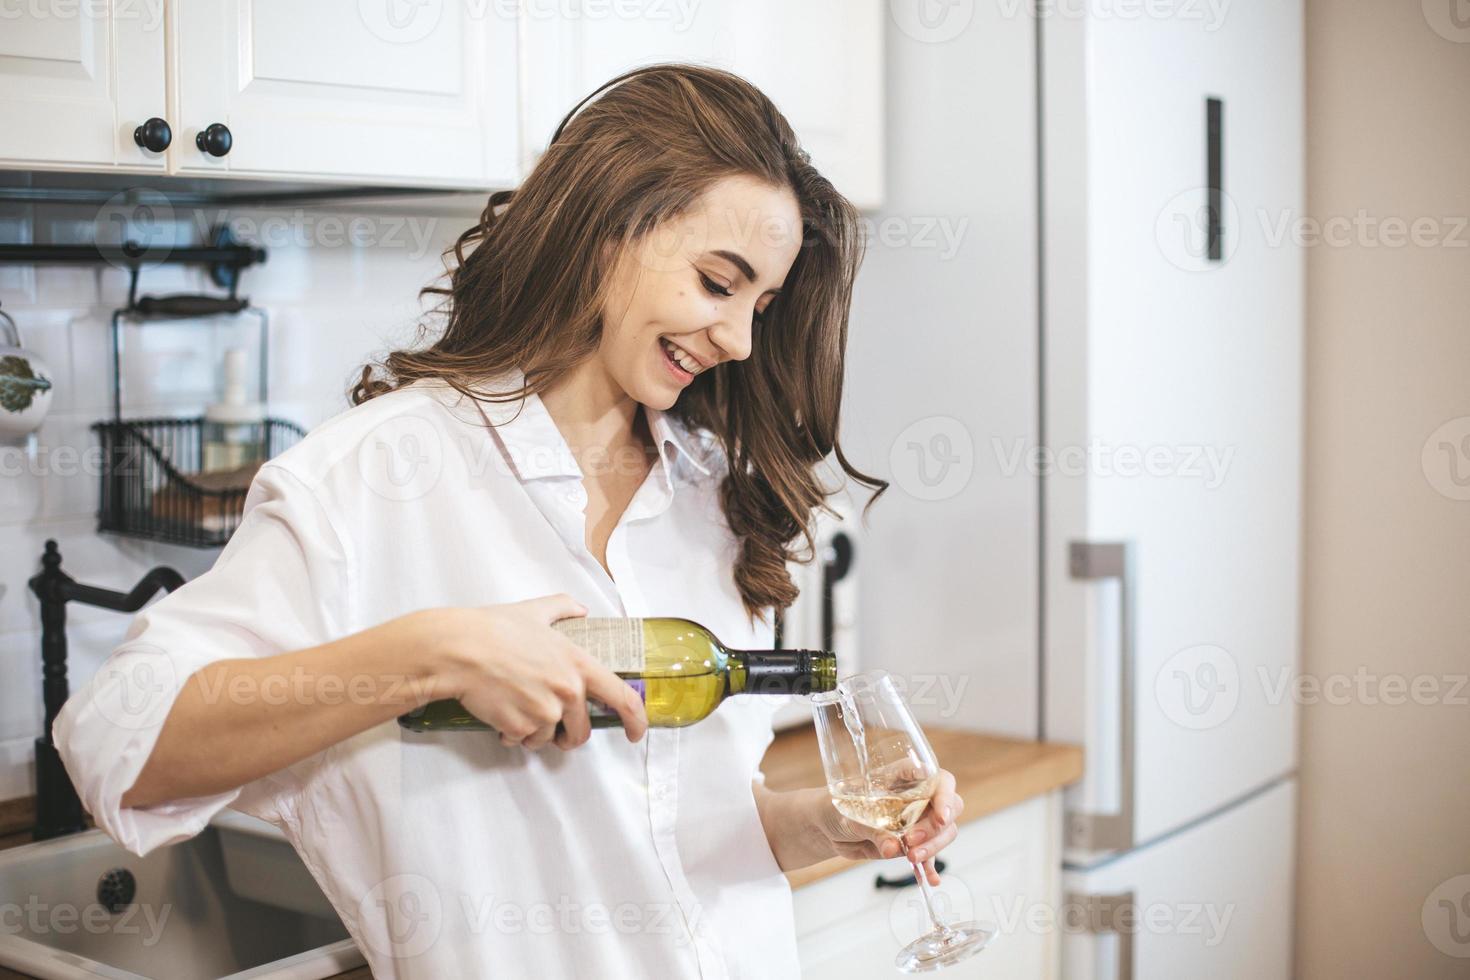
760, 724, 1084, 888
0, 727, 1081, 980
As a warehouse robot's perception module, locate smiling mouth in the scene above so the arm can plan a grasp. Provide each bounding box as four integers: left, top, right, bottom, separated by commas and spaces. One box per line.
660, 337, 707, 377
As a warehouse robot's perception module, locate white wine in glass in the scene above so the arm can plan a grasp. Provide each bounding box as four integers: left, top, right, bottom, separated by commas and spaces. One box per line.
812, 671, 995, 973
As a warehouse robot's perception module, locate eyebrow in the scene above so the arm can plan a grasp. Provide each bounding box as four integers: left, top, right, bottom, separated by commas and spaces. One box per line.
711, 249, 781, 294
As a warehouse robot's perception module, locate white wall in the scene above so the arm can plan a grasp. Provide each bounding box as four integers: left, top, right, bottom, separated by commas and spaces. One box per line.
840, 9, 1040, 737
0, 197, 477, 799
1297, 2, 1470, 976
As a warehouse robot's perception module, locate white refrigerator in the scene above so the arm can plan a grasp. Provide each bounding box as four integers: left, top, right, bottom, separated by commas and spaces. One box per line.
847, 2, 1304, 976
1041, 3, 1304, 977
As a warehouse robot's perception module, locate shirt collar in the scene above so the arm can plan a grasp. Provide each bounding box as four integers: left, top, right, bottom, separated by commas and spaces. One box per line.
439, 368, 716, 485
645, 402, 715, 482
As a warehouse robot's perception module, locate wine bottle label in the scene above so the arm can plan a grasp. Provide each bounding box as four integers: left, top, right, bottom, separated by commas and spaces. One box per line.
589, 679, 646, 720
552, 618, 646, 672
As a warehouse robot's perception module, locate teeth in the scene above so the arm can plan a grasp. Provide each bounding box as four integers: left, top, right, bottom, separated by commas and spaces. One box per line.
662, 337, 702, 375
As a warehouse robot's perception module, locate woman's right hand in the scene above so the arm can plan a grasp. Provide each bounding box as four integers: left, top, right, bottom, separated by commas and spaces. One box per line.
416, 594, 648, 751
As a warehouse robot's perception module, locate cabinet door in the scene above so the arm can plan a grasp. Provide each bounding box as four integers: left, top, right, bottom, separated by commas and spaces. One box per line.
173, 0, 517, 187
520, 0, 883, 208
0, 7, 166, 171
794, 794, 1061, 979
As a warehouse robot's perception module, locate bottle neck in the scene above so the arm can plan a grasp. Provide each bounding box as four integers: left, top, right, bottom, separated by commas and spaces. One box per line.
729, 650, 837, 696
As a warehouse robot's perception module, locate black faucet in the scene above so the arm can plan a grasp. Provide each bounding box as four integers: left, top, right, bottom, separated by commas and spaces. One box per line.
28, 540, 185, 841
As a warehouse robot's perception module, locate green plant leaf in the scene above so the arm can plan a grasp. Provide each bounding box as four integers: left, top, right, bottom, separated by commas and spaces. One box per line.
0, 355, 52, 414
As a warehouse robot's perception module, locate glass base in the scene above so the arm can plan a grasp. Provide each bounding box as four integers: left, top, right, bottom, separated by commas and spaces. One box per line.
895, 921, 996, 973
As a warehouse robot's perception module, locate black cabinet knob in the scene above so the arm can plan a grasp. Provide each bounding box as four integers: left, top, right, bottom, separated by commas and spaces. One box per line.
195, 123, 233, 157
132, 117, 172, 153
874, 859, 947, 889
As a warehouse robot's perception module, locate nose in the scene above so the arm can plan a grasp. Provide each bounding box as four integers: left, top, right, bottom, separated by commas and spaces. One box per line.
708, 310, 754, 363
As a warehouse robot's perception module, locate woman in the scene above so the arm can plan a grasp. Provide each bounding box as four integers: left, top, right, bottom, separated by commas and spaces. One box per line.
56, 65, 966, 978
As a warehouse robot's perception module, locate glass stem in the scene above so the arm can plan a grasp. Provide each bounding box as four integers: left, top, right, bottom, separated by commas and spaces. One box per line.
899, 838, 955, 939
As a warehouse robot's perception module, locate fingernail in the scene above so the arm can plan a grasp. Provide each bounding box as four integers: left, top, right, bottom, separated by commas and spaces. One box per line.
914, 848, 927, 860
943, 806, 952, 824
909, 830, 927, 845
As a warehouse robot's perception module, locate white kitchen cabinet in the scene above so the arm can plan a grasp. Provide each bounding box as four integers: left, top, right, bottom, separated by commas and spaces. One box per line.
519, 0, 885, 209
0, 0, 518, 188
0, 4, 167, 171
1, 3, 882, 198
794, 793, 1062, 978
171, 0, 518, 187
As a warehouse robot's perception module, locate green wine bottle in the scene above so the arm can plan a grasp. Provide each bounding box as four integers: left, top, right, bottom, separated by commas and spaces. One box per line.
398, 616, 836, 733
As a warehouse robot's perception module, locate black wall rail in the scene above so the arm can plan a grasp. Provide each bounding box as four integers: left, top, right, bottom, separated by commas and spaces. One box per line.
0, 224, 267, 306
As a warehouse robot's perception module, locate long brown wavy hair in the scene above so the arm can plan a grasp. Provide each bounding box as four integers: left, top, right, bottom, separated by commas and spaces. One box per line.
353, 63, 886, 624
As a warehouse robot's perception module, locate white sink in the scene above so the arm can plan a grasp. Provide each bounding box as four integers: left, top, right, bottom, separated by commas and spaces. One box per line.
0, 811, 364, 980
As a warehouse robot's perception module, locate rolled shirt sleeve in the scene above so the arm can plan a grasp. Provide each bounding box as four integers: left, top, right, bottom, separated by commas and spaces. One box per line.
53, 462, 351, 857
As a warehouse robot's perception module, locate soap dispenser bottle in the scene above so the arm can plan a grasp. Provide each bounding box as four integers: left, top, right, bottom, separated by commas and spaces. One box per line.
202, 347, 264, 472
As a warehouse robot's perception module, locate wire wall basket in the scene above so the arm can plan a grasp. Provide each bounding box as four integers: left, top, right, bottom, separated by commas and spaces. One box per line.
92, 416, 305, 547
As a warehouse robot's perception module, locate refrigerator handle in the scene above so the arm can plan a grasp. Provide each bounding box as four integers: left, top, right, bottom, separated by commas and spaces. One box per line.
1065, 890, 1136, 980
1066, 541, 1136, 853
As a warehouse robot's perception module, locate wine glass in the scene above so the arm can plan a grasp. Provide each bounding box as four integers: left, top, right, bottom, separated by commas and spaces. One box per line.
811, 670, 995, 972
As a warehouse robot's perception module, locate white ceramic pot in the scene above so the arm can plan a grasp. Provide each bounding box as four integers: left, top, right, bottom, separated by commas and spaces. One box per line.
0, 308, 53, 438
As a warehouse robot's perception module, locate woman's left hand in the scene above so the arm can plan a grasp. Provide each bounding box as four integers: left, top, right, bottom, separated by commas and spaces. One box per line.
810, 768, 965, 886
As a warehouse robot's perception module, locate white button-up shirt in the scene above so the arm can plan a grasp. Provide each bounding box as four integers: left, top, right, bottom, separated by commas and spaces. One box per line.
54, 372, 803, 979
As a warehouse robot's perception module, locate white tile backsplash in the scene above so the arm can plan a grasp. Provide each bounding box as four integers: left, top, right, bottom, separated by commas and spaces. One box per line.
0, 193, 480, 815
0, 203, 35, 297
0, 738, 34, 802
0, 630, 42, 744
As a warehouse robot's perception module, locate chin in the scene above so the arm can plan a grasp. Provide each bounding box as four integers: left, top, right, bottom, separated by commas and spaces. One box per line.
613, 369, 677, 412
641, 380, 680, 411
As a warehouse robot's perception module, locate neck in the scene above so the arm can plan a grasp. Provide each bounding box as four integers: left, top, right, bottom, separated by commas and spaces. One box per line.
540, 358, 651, 474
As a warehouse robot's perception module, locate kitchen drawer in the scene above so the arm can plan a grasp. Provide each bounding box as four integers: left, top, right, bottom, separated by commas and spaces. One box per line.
793, 792, 1061, 979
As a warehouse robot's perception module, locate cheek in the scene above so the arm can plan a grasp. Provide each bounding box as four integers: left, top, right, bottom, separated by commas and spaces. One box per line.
602, 308, 663, 378
608, 323, 653, 373
603, 277, 709, 369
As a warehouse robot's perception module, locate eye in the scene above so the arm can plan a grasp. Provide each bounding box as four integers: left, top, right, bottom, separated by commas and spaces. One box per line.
698, 272, 733, 298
